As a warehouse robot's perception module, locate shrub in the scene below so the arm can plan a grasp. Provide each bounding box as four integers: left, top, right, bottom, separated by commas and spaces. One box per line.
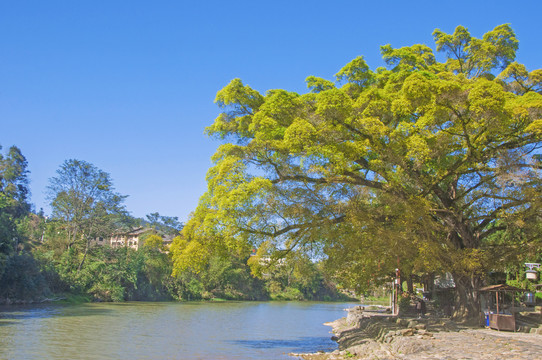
398, 293, 412, 314
0, 254, 51, 302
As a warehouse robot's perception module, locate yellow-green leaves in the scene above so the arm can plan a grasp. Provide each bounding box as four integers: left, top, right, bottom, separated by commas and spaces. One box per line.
526, 119, 542, 137
214, 78, 264, 111
171, 236, 209, 276
315, 88, 353, 122
468, 78, 507, 117
305, 76, 335, 93
206, 154, 272, 217
250, 89, 300, 140
207, 79, 264, 139
482, 24, 519, 69
355, 88, 392, 119
405, 134, 431, 169
283, 118, 317, 152
433, 25, 471, 56
381, 44, 436, 71
433, 24, 518, 77
142, 234, 164, 251
172, 24, 541, 299
402, 72, 434, 109
448, 248, 489, 277
498, 62, 542, 95
335, 56, 375, 88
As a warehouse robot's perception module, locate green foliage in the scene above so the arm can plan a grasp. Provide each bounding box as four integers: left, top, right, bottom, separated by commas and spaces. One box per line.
398, 293, 412, 314
172, 252, 268, 301
335, 56, 374, 87
0, 144, 345, 304
0, 145, 31, 256
0, 145, 30, 216
141, 233, 164, 251
433, 24, 518, 77
0, 254, 51, 302
31, 249, 69, 294
363, 295, 389, 304
144, 212, 183, 235
0, 146, 35, 303
47, 159, 128, 255
30, 241, 175, 302
0, 194, 17, 255
269, 285, 303, 301
170, 247, 345, 301
507, 278, 534, 292
306, 76, 335, 93
174, 24, 541, 318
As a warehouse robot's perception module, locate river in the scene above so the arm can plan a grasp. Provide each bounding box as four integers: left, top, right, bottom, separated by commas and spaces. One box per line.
0, 301, 356, 359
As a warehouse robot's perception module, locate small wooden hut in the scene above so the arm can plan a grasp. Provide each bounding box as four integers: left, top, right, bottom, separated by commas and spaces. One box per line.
478, 284, 525, 331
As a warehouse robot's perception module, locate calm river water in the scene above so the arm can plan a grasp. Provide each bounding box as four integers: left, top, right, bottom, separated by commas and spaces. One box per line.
0, 301, 356, 359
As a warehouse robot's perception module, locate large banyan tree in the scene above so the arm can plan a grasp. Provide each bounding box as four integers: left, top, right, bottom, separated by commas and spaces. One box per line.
173, 24, 542, 319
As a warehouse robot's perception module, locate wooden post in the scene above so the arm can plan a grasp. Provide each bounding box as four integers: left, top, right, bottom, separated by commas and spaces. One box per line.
390, 281, 396, 315
511, 291, 516, 332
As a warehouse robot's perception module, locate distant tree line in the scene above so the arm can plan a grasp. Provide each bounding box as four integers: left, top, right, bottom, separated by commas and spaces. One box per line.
0, 147, 349, 304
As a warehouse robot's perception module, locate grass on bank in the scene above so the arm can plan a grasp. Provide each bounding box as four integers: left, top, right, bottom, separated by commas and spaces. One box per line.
361, 295, 389, 305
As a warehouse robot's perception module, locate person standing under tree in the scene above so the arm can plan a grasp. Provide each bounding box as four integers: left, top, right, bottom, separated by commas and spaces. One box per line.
416, 298, 426, 318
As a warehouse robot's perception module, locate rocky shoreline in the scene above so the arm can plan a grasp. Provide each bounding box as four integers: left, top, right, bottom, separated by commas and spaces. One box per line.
291, 306, 542, 359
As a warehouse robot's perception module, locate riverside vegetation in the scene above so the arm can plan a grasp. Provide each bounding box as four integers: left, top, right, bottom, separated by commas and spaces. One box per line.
1, 24, 541, 318
0, 152, 349, 304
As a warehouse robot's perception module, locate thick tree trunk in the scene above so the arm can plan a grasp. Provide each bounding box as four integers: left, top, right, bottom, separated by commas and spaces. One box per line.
407, 275, 414, 294
422, 274, 434, 293
452, 273, 484, 323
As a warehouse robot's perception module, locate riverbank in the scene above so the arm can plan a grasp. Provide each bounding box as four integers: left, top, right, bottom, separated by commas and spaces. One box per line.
293, 307, 542, 359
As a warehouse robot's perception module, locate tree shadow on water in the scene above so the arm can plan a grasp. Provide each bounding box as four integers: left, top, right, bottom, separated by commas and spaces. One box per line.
0, 304, 113, 321
229, 337, 337, 353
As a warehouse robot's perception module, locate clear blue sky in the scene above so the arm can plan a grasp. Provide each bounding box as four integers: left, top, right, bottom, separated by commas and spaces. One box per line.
1, 0, 540, 222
